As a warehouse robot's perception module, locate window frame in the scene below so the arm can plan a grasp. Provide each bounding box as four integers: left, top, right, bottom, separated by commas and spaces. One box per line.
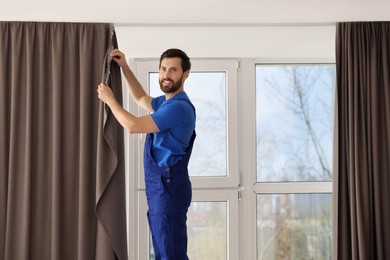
125, 58, 335, 260
239, 59, 335, 260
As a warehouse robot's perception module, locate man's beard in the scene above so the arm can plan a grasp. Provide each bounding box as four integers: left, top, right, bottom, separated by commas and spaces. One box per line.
159, 75, 183, 94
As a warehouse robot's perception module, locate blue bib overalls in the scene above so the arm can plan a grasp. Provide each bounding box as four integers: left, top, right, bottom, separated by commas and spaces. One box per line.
144, 130, 196, 260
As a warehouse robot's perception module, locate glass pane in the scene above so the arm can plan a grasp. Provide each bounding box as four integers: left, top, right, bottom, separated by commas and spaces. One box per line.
256, 65, 335, 182
257, 194, 332, 260
150, 72, 227, 177
188, 201, 228, 259
149, 201, 228, 260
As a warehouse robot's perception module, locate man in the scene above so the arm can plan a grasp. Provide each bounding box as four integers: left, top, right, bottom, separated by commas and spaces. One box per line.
97, 48, 196, 260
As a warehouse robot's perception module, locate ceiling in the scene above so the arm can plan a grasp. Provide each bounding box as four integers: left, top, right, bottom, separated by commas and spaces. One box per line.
1, 0, 390, 25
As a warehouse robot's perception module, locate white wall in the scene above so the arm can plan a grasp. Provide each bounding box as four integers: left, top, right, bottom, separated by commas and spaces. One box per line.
115, 25, 336, 61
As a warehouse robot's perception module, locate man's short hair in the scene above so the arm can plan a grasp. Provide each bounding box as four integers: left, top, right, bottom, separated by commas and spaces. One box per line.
159, 48, 191, 72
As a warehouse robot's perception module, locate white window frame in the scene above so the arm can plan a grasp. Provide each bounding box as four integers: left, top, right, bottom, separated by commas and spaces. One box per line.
125, 57, 334, 260
239, 59, 334, 260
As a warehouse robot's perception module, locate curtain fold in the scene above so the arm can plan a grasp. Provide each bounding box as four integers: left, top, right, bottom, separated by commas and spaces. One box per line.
334, 22, 390, 260
0, 22, 127, 260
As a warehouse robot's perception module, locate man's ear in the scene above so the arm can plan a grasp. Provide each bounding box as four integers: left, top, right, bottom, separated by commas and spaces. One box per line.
183, 70, 190, 81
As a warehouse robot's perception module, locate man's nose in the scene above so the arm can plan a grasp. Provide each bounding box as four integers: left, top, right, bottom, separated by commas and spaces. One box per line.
163, 70, 171, 78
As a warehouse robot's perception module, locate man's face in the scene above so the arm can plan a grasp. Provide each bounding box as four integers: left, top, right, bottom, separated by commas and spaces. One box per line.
159, 57, 189, 94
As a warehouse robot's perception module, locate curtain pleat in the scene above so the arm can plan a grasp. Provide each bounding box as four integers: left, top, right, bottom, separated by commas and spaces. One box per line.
0, 22, 127, 260
334, 22, 390, 260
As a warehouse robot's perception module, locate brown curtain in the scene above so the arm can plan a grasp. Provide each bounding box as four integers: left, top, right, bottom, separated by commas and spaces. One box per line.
0, 22, 127, 260
334, 22, 390, 260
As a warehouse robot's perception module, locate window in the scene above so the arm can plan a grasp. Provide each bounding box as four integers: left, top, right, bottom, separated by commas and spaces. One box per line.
255, 64, 335, 260
257, 193, 332, 259
149, 72, 227, 177
126, 59, 335, 260
256, 65, 334, 182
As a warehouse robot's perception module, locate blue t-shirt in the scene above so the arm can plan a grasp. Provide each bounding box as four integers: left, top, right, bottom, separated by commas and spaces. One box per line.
150, 92, 196, 167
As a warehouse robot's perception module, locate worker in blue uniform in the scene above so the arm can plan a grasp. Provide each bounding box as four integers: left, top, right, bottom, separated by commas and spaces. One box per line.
97, 48, 195, 260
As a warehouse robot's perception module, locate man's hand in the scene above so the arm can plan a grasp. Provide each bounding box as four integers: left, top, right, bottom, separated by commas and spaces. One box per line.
111, 49, 127, 68
97, 83, 116, 105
